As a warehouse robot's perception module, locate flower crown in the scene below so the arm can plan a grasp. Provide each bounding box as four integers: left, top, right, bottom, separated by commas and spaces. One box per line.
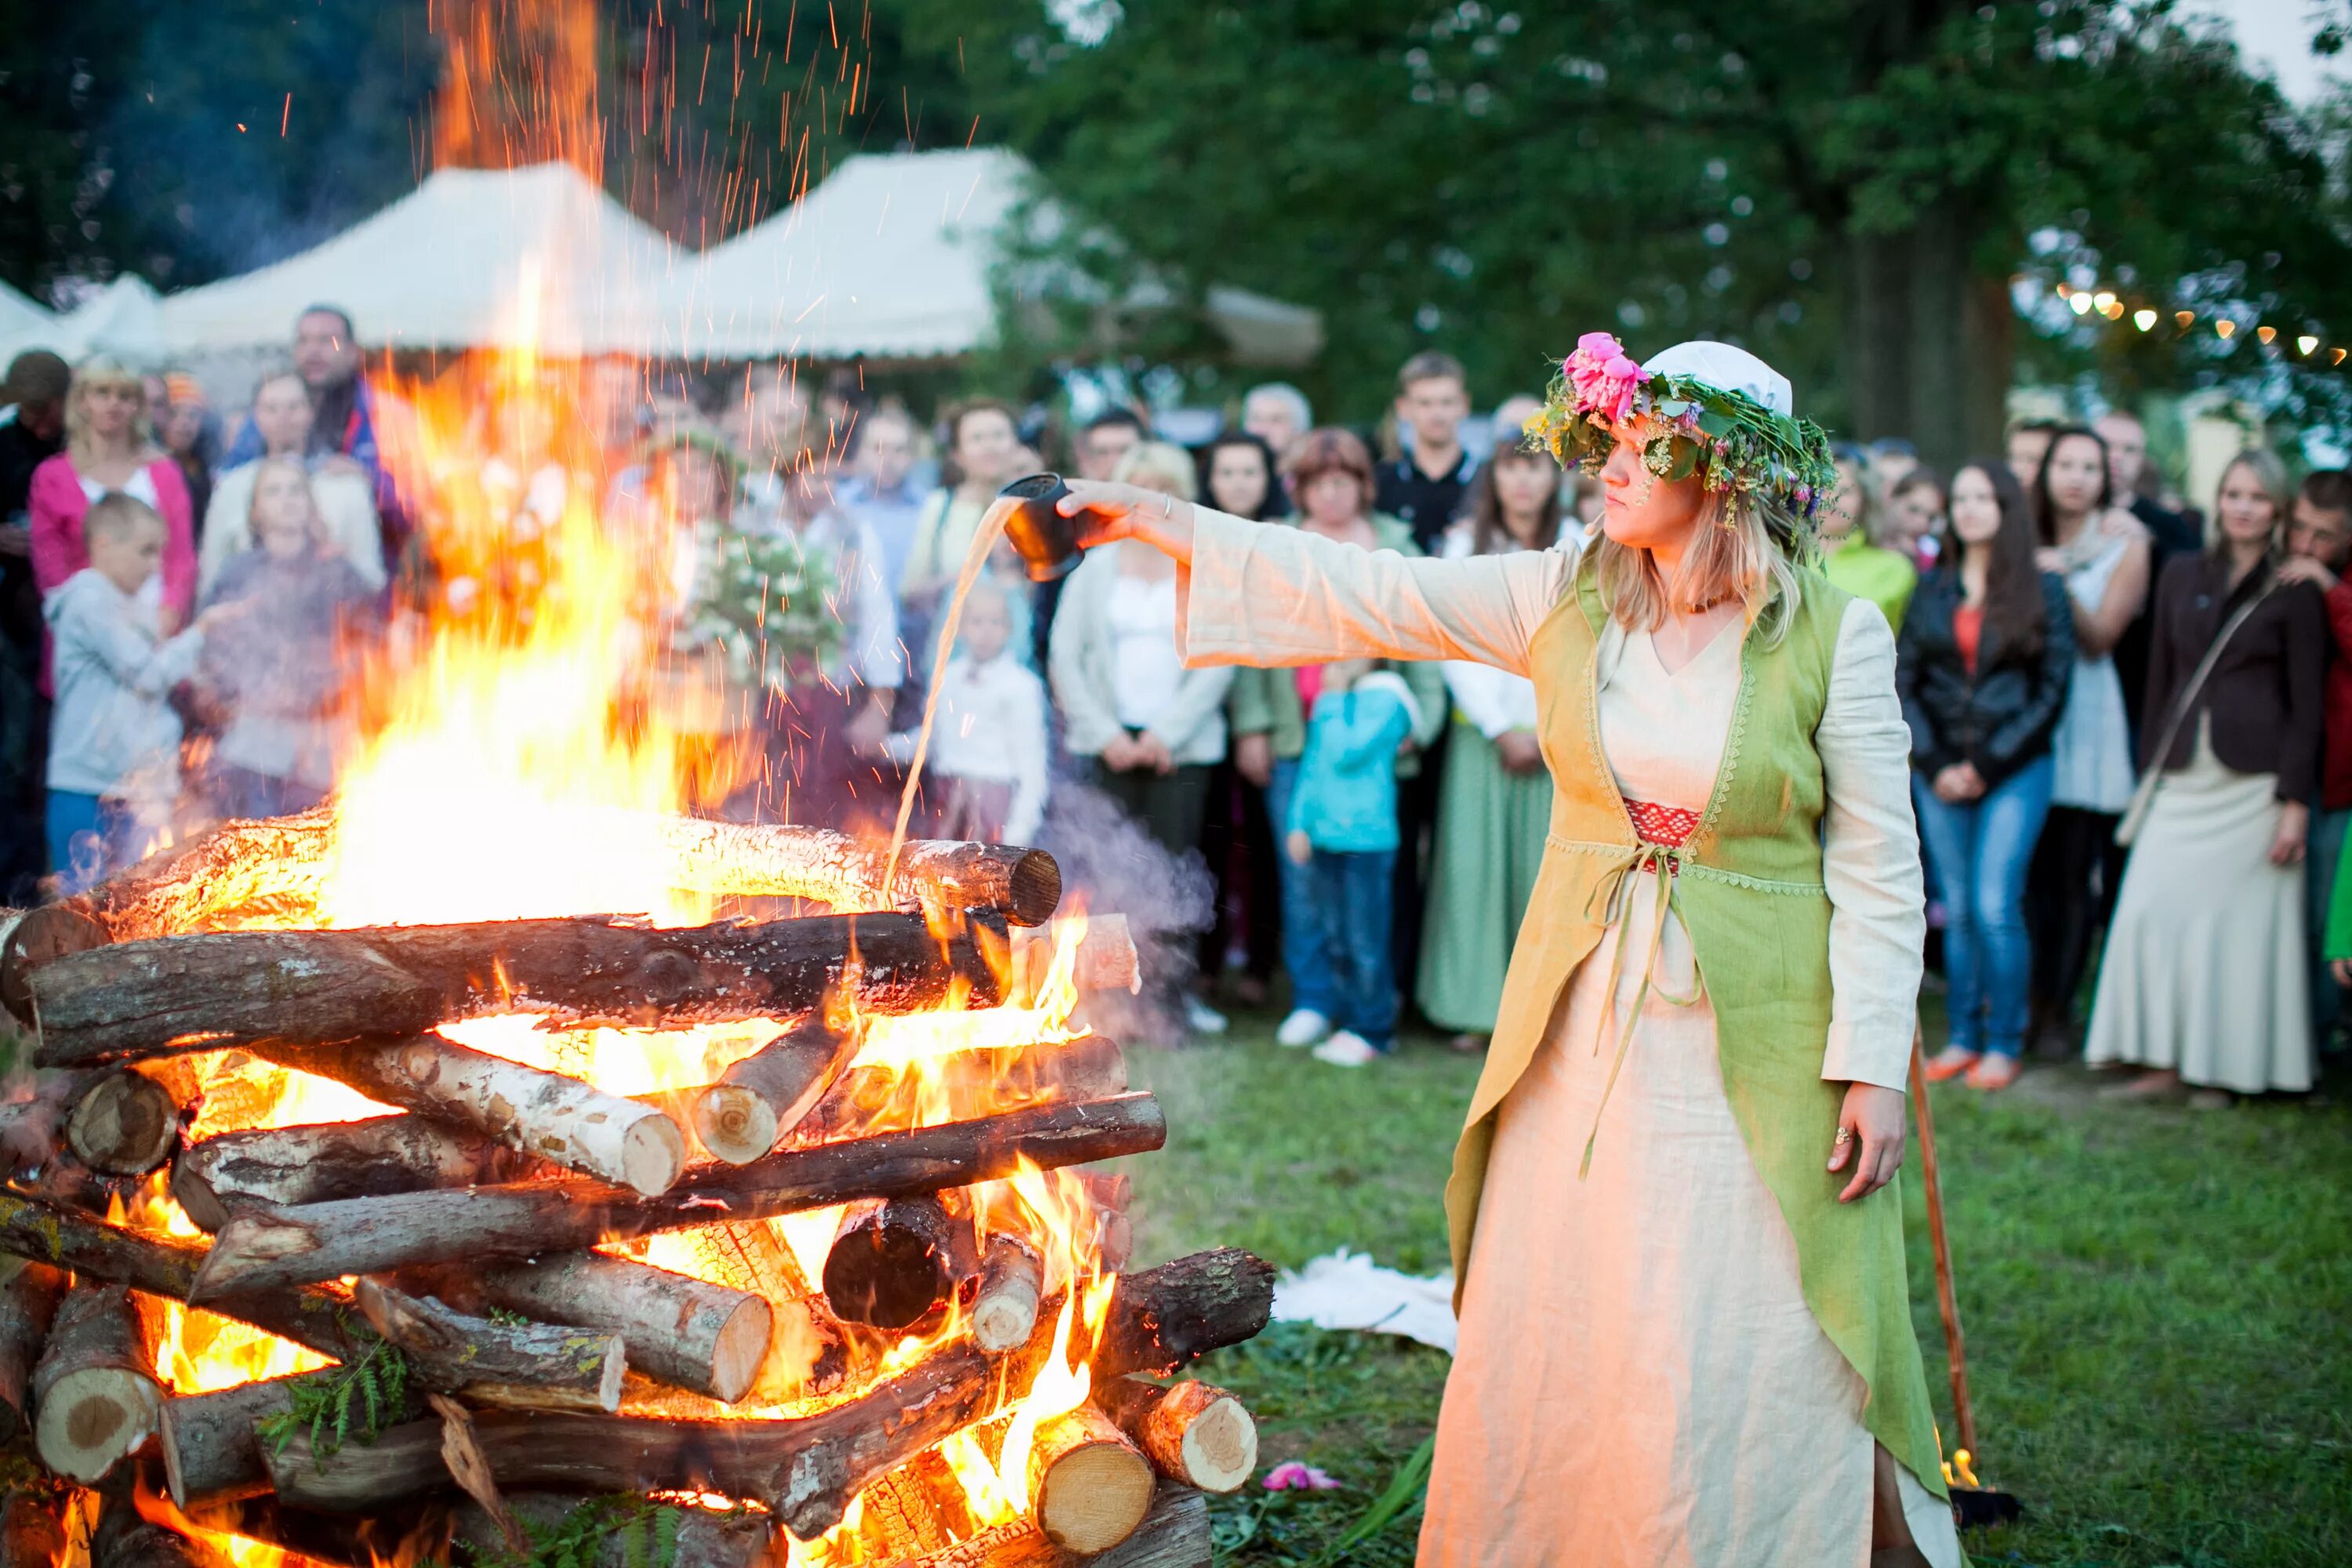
1523, 332, 1839, 550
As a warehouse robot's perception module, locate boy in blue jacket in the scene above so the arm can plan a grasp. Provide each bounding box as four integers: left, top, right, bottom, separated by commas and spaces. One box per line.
1285, 658, 1422, 1065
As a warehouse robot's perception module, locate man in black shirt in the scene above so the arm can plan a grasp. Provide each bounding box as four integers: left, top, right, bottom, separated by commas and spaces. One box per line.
0, 350, 69, 897
1374, 351, 1475, 550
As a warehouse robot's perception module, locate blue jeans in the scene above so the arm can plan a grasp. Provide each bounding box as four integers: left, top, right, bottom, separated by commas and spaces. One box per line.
1264, 759, 1334, 1018
1913, 755, 2055, 1059
44, 790, 142, 895
1305, 847, 1398, 1049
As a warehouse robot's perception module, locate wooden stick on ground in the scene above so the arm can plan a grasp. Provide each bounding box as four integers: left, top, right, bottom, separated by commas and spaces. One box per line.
691, 1014, 862, 1165
1025, 1403, 1157, 1554
0, 1262, 64, 1446
452, 1253, 773, 1405
260, 1035, 686, 1196
1094, 1378, 1258, 1494
172, 1116, 534, 1232
352, 1278, 624, 1414
822, 1194, 976, 1331
658, 818, 1062, 926
31, 1285, 162, 1483
30, 911, 1005, 1070
191, 1093, 1166, 1298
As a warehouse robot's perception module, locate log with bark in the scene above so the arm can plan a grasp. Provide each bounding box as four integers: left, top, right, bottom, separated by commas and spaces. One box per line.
351, 1278, 625, 1414
1007, 913, 1141, 1003
191, 1093, 1166, 1298
822, 1194, 976, 1330
64, 1062, 197, 1177
594, 1221, 849, 1403
896, 1485, 1210, 1568
31, 1284, 162, 1482
448, 1495, 773, 1568
443, 1252, 775, 1405
969, 1233, 1043, 1356
0, 1262, 64, 1444
158, 1368, 431, 1514
851, 1448, 978, 1560
0, 904, 111, 1025
789, 1034, 1127, 1145
259, 1035, 686, 1196
691, 1014, 862, 1165
47, 804, 337, 948
659, 818, 1062, 926
1094, 1378, 1258, 1494
1092, 1250, 1276, 1380
1024, 1403, 1157, 1554
172, 1117, 536, 1232
0, 1489, 67, 1568
30, 910, 1006, 1070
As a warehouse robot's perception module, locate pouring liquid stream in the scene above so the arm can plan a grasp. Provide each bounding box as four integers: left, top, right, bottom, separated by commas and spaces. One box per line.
880, 496, 1021, 896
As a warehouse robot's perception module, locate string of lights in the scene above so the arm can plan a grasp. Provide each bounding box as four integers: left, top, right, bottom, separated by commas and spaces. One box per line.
2049, 281, 2346, 365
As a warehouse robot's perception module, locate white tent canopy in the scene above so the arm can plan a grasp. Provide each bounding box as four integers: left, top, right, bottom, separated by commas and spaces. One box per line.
665, 147, 1322, 365
0, 276, 162, 370
0, 281, 53, 346
160, 162, 681, 358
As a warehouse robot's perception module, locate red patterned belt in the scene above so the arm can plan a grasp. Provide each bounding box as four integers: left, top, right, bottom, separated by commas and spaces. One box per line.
1625, 799, 1699, 852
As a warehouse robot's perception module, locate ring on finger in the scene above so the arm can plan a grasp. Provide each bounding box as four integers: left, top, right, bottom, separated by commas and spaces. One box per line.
1833, 1127, 1856, 1147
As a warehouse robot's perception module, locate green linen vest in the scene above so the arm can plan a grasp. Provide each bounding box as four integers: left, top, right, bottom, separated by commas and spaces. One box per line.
1443, 550, 1951, 1501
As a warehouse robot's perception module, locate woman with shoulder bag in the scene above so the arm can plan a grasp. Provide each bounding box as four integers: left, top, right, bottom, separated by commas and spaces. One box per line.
1899, 460, 2075, 1091
2086, 450, 2326, 1105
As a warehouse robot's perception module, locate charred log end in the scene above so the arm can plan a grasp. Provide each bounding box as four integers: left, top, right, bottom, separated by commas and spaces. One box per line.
1006, 849, 1062, 927
0, 905, 108, 1024
822, 1227, 951, 1332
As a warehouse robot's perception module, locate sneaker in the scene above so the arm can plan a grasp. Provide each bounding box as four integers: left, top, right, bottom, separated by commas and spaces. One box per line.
1276, 1008, 1331, 1047
1312, 1032, 1383, 1067
1964, 1053, 2020, 1091
1184, 996, 1230, 1036
1923, 1047, 1981, 1083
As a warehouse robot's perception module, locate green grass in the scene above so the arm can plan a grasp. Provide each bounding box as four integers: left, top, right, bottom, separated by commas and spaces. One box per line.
1112, 1008, 2352, 1567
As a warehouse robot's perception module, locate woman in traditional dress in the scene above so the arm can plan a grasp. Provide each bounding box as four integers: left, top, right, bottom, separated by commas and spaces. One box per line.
1058, 336, 1958, 1567
2086, 449, 2324, 1104
1417, 442, 1563, 1054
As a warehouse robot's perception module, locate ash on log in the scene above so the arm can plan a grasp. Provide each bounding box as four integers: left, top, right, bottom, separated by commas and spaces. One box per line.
691, 1014, 862, 1166
31, 1284, 161, 1483
260, 1034, 685, 1196
172, 1117, 535, 1232
352, 1278, 624, 1414
658, 818, 1062, 927
450, 1253, 773, 1405
0, 1262, 64, 1443
30, 910, 1005, 1070
1094, 1378, 1259, 1494
191, 1093, 1167, 1298
42, 804, 336, 948
822, 1194, 976, 1330
969, 1233, 1043, 1355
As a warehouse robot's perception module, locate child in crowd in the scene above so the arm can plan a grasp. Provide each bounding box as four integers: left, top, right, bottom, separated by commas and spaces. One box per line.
198, 458, 377, 820
1284, 657, 1422, 1066
43, 493, 215, 890
887, 576, 1048, 844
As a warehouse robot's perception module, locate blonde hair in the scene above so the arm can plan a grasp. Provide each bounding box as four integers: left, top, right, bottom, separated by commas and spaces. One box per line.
2208, 448, 2292, 553
246, 455, 326, 550
1112, 440, 1199, 503
85, 491, 162, 545
64, 358, 156, 467
1587, 488, 1804, 647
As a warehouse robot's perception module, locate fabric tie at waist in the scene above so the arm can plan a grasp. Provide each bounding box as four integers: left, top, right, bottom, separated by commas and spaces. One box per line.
1577, 800, 1704, 1177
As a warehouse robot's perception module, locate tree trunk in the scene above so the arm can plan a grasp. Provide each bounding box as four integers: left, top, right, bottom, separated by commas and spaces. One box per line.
0, 1262, 64, 1446
1094, 1378, 1258, 1494
1841, 200, 2010, 475
31, 911, 1005, 1070
352, 1278, 625, 1414
691, 1014, 862, 1165
260, 1035, 686, 1196
191, 1093, 1165, 1298
451, 1252, 775, 1405
30, 1285, 162, 1483
172, 1116, 534, 1232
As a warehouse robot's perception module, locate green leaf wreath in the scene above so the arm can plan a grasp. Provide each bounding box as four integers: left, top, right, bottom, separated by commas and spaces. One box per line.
682, 523, 848, 689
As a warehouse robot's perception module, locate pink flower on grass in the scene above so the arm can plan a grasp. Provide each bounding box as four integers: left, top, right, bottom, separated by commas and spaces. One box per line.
1263, 1460, 1343, 1491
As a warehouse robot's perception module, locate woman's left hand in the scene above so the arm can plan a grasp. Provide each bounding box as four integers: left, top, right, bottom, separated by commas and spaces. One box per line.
2270, 799, 2310, 866
1828, 1082, 1907, 1203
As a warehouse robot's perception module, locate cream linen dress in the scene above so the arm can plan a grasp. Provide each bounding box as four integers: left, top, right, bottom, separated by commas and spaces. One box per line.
1172, 514, 1961, 1568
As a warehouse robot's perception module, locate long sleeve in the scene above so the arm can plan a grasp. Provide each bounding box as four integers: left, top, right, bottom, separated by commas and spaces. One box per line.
198, 469, 249, 601
844, 516, 904, 691
2275, 581, 2328, 804
1047, 559, 1124, 759
1178, 506, 1570, 676
1142, 665, 1237, 760
1003, 667, 1051, 845
1890, 605, 1947, 779
1976, 574, 2078, 786
148, 461, 198, 619
28, 459, 84, 597
1228, 667, 1275, 738
56, 590, 204, 696
1816, 599, 1927, 1092
2138, 558, 2189, 772
1444, 659, 1514, 739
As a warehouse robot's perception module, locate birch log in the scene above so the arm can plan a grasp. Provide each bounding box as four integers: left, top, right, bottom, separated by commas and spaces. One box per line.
691, 1014, 862, 1165
31, 1285, 162, 1482
172, 1116, 532, 1232
1094, 1378, 1258, 1493
453, 1254, 771, 1405
657, 818, 1061, 926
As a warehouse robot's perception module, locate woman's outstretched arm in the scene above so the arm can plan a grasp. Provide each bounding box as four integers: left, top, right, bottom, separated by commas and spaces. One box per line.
1062, 480, 1569, 676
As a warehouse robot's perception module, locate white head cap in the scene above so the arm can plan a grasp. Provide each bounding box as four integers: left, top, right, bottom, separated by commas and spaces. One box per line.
1642, 341, 1793, 416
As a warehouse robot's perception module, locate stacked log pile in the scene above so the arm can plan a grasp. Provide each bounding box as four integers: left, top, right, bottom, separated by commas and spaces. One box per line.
0, 821, 1271, 1566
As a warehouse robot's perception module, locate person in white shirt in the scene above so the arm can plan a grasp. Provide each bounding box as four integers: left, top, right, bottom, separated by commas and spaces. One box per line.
887, 577, 1047, 844
202, 371, 384, 597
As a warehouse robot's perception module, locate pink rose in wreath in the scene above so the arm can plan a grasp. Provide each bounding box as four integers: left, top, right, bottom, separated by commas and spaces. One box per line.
1567, 332, 1649, 425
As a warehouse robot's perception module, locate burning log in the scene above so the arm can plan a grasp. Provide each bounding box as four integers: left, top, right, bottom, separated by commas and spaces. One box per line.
260, 1035, 686, 1196
691, 1014, 862, 1165
0, 1188, 364, 1364
49, 805, 337, 948
822, 1194, 976, 1331
191, 1093, 1167, 1298
172, 1117, 533, 1232
791, 1034, 1128, 1145
880, 1485, 1210, 1568
0, 1490, 66, 1568
1023, 1403, 1157, 1554
1094, 1378, 1258, 1494
1008, 913, 1141, 1002
161, 1371, 376, 1511
448, 1495, 773, 1568
1080, 1171, 1136, 1272
970, 1233, 1043, 1356
0, 1262, 64, 1444
1093, 1250, 1276, 1380
0, 904, 111, 1025
601, 1221, 849, 1403
852, 1450, 978, 1559
92, 1489, 236, 1568
658, 818, 1062, 927
64, 1063, 195, 1178
351, 1278, 624, 1414
454, 1253, 774, 1405
31, 1285, 162, 1483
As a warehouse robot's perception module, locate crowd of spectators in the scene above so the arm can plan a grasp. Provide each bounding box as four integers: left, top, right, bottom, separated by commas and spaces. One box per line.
0, 311, 2342, 1096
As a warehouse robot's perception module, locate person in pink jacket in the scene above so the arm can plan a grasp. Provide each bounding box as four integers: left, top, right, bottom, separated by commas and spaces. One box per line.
29, 358, 198, 691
